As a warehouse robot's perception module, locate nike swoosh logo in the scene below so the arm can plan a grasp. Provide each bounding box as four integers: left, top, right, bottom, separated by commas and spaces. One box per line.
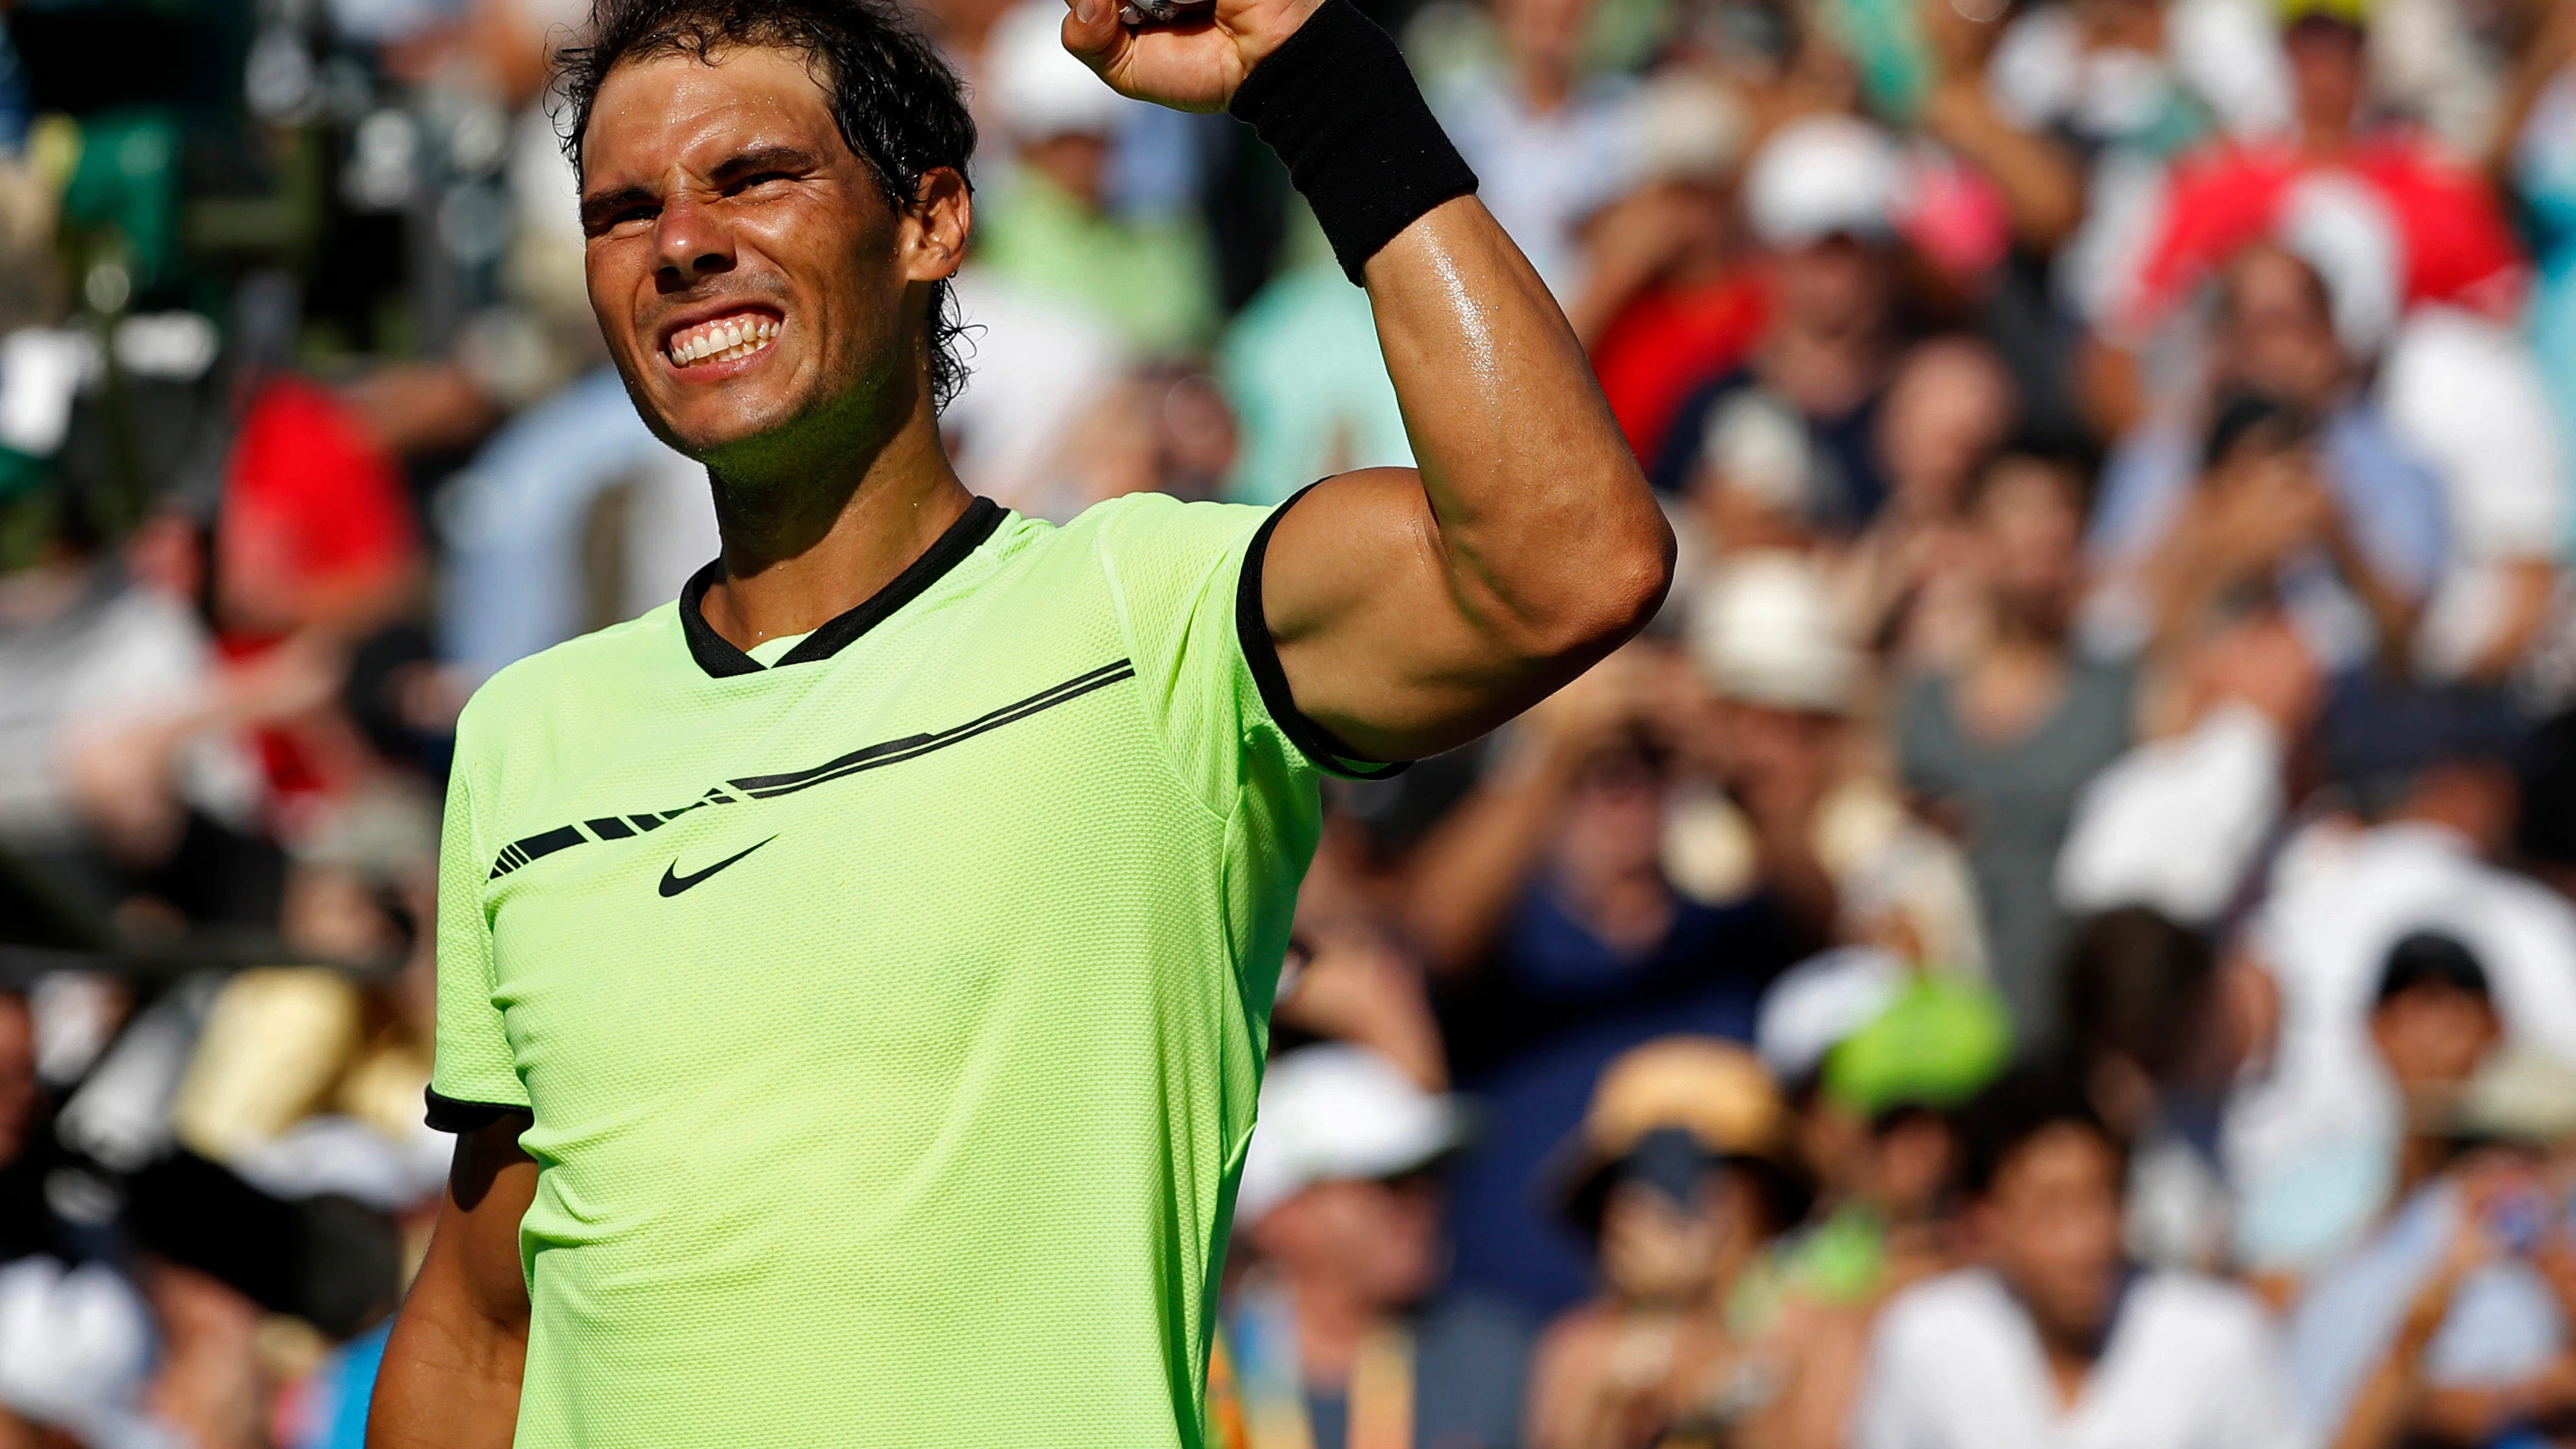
657, 836, 777, 897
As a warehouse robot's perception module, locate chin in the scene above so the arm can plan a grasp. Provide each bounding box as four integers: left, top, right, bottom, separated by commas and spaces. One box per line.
649, 392, 808, 464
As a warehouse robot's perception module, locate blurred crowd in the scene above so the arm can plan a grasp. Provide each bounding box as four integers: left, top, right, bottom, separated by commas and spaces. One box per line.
11, 0, 2576, 1438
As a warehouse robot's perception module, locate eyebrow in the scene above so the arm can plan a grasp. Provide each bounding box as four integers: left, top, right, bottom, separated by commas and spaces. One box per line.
706, 145, 821, 186
579, 147, 824, 229
579, 184, 658, 231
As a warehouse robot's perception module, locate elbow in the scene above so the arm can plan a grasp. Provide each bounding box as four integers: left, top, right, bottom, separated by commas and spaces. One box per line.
1598, 509, 1678, 642
1523, 499, 1674, 662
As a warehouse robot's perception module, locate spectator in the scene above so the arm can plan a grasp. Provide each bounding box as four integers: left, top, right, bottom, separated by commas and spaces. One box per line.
2087, 245, 2443, 672
969, 0, 1218, 357
2055, 610, 2323, 926
1854, 1067, 2300, 1449
1227, 1044, 1534, 1449
2060, 907, 2267, 1271
1409, 647, 1826, 1312
1572, 74, 1765, 467
1522, 1038, 1821, 1449
1897, 445, 2134, 1048
2289, 1048, 2576, 1449
1674, 554, 1988, 976
2228, 737, 2576, 1274
2109, 0, 2525, 344
1215, 212, 1414, 507
1650, 116, 1908, 529
1430, 0, 1643, 301
1770, 971, 2013, 1308
0, 988, 181, 1449
1843, 335, 2019, 673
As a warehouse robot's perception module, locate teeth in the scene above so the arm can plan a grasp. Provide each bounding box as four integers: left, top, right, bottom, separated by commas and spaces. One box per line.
668, 315, 777, 366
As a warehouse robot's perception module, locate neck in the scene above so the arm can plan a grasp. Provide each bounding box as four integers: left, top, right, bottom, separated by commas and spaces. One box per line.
1287, 1271, 1389, 1390
699, 397, 974, 651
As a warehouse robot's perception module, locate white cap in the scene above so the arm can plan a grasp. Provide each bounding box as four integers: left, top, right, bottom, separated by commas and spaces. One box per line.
1754, 945, 1904, 1084
1743, 114, 1904, 250
1696, 389, 1814, 513
985, 0, 1136, 143
1687, 551, 1860, 714
1236, 1045, 1469, 1225
1634, 74, 1749, 185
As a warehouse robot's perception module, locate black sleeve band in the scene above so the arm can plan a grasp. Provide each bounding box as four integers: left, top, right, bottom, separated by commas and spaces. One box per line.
425, 1087, 529, 1134
1237, 484, 1409, 779
1227, 0, 1478, 285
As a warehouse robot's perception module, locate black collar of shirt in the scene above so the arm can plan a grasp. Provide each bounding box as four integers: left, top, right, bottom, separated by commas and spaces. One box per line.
677, 498, 1004, 678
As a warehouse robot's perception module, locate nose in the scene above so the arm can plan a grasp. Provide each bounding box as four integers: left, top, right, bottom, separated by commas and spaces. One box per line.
652, 194, 735, 291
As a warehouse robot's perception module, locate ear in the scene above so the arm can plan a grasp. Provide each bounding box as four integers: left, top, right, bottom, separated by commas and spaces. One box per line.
900, 167, 972, 284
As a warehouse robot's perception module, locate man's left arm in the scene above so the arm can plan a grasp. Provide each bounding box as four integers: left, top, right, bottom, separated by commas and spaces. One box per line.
1064, 0, 1673, 763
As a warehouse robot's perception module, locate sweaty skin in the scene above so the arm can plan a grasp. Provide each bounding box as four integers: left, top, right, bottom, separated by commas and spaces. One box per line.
368, 3, 1665, 1441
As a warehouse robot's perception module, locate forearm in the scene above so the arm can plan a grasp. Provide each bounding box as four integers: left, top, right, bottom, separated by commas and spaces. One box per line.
1363, 197, 1670, 657
368, 1298, 528, 1449
1921, 80, 2084, 250
1403, 737, 1579, 973
369, 1120, 536, 1449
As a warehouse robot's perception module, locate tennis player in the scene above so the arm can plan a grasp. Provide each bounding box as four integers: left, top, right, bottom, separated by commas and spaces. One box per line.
365, 0, 1668, 1440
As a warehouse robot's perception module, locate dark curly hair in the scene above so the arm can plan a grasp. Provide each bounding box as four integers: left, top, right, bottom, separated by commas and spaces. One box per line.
554, 0, 978, 411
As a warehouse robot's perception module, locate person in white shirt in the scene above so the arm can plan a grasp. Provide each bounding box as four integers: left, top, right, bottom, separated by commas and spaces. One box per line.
1853, 1069, 2301, 1449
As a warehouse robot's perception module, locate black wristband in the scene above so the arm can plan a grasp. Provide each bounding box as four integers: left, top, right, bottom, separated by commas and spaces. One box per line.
1227, 0, 1478, 284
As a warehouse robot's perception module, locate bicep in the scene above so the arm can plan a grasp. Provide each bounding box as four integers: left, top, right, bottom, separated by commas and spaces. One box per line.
1261, 470, 1632, 761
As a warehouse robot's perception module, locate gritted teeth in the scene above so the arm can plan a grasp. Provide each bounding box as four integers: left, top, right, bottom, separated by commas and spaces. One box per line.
667, 311, 781, 366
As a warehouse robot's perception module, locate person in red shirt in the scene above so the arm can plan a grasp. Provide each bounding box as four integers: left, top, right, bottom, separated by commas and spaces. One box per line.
2113, 0, 2526, 341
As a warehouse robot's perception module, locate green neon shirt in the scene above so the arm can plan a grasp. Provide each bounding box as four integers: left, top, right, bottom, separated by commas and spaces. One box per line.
429, 492, 1361, 1447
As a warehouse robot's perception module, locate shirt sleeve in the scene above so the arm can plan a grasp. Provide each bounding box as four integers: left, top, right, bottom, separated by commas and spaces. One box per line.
427, 710, 531, 1131
1091, 489, 1402, 810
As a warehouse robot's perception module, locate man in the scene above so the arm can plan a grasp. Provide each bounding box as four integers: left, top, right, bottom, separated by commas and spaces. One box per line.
2228, 731, 2576, 1274
1897, 446, 2134, 1049
2288, 1047, 2576, 1449
1853, 1069, 2298, 1449
1648, 116, 1906, 526
2087, 245, 2442, 670
971, 0, 1217, 357
1224, 1044, 1529, 1449
365, 0, 1669, 1442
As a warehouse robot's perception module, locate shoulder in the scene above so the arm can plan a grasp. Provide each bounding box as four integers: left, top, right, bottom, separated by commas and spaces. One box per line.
1047, 492, 1277, 582
1873, 1269, 2016, 1355
455, 605, 679, 749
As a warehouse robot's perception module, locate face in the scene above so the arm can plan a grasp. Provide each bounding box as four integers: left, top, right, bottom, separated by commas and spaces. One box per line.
1020, 132, 1110, 211
1556, 745, 1670, 886
2372, 987, 2501, 1094
579, 45, 968, 479
1494, 0, 1596, 74
1870, 1110, 1957, 1224
1879, 343, 2013, 512
1598, 1171, 1747, 1305
1774, 236, 1889, 339
1972, 458, 2084, 632
2284, 17, 2365, 136
1255, 1176, 1444, 1311
1975, 1124, 2124, 1348
2221, 248, 2343, 411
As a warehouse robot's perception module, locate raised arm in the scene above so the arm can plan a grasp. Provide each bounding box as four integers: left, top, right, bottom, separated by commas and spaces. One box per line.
366, 1116, 536, 1449
1063, 0, 1673, 762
